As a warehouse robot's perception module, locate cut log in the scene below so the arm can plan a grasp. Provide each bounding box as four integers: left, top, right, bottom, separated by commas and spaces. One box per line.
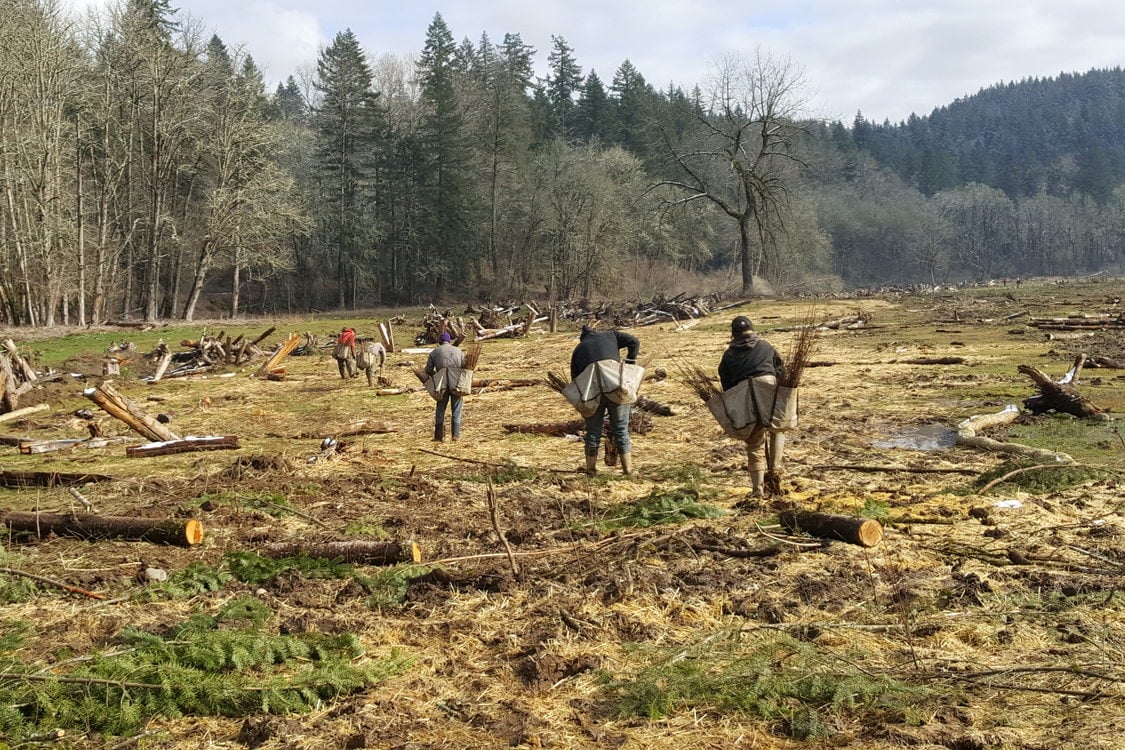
262, 540, 421, 565
0, 470, 114, 488
126, 435, 240, 457
779, 511, 884, 547
84, 382, 180, 442
0, 403, 49, 424
255, 333, 302, 377
1, 511, 203, 546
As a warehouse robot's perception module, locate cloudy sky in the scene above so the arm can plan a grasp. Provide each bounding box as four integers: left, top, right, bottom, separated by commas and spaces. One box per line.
63, 0, 1124, 123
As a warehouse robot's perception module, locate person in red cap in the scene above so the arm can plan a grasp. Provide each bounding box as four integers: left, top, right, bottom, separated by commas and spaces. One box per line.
333, 327, 357, 379
719, 315, 786, 497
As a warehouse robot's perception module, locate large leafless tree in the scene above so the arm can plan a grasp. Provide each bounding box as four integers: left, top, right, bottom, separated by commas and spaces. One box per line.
654, 50, 808, 293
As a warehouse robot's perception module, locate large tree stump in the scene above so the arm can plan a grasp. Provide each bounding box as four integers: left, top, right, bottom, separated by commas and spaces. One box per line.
262, 540, 421, 565
1017, 361, 1104, 418
779, 510, 884, 547
1, 511, 203, 546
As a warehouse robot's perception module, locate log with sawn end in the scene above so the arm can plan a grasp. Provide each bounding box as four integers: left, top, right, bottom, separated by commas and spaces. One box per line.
262, 540, 421, 565
779, 510, 884, 547
126, 435, 240, 457
1, 511, 203, 546
84, 382, 180, 442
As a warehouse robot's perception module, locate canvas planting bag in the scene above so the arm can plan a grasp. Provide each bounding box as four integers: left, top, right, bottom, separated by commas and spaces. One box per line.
562, 360, 645, 417
425, 367, 474, 400
706, 375, 798, 440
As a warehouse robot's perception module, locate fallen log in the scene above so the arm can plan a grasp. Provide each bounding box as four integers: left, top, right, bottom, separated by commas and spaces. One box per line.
779, 511, 884, 547
635, 396, 674, 416
289, 421, 398, 439
1087, 355, 1125, 369
898, 356, 966, 365
19, 436, 134, 455
0, 403, 49, 424
126, 435, 240, 457
955, 405, 1074, 463
1, 511, 203, 546
84, 382, 180, 442
262, 540, 421, 565
0, 470, 114, 488
1018, 363, 1104, 418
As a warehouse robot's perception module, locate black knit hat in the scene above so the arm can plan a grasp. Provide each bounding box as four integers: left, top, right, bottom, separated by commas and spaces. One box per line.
731, 315, 753, 335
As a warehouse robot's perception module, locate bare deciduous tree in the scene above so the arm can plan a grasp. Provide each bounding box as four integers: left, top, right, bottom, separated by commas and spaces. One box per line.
653, 50, 808, 293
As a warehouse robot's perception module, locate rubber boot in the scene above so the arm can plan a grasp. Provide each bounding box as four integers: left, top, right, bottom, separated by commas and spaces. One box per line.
604, 439, 618, 466
584, 452, 598, 477
620, 452, 633, 476
750, 470, 765, 497
433, 425, 444, 442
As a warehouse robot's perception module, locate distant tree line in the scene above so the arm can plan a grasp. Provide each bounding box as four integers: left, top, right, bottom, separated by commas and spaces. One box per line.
2, 0, 1123, 326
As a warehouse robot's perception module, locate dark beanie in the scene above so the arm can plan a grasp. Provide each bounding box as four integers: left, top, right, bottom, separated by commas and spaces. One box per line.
731, 316, 753, 335
439, 332, 452, 343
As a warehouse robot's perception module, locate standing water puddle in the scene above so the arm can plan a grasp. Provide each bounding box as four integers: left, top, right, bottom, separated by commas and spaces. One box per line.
872, 425, 958, 451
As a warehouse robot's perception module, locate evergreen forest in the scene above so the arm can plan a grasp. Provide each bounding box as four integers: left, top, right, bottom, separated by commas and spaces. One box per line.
2, 0, 1124, 326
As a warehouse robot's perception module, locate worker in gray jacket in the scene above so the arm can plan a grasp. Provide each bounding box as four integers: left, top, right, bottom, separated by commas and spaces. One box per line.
425, 333, 465, 442
357, 339, 387, 386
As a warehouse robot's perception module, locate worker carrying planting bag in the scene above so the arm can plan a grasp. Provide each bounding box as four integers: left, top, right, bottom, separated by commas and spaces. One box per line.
421, 333, 480, 443
716, 315, 794, 498
562, 324, 643, 477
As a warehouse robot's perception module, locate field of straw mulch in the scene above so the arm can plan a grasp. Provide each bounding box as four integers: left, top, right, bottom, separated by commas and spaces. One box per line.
1, 279, 1123, 749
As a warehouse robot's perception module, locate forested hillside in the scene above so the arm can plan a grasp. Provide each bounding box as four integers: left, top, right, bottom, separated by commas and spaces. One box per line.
2, 1, 1123, 326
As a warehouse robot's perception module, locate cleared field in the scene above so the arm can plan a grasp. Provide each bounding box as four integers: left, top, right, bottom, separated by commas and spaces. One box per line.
1, 278, 1122, 749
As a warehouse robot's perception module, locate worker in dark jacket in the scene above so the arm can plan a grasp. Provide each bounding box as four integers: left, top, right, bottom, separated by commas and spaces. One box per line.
570, 326, 640, 476
718, 315, 786, 497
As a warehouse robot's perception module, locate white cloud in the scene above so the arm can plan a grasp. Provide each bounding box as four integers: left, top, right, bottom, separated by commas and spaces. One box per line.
53, 0, 1125, 123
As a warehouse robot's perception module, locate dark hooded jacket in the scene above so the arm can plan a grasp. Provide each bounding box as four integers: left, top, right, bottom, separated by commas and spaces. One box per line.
718, 332, 784, 391
570, 329, 640, 379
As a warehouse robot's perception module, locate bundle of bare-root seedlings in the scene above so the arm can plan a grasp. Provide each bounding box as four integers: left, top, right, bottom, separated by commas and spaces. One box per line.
680, 363, 721, 402
544, 371, 569, 395
778, 317, 820, 388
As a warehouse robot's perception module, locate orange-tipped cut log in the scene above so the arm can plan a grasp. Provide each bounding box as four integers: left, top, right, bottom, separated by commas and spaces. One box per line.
779, 510, 883, 547
1, 512, 203, 546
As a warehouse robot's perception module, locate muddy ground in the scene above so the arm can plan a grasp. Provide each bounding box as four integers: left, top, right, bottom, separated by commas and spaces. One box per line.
1, 278, 1123, 749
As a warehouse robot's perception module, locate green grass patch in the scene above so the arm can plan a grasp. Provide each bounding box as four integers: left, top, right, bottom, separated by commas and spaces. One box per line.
973, 460, 1120, 495
0, 608, 410, 740
344, 518, 392, 538
605, 633, 931, 740
597, 487, 723, 531
1001, 416, 1124, 465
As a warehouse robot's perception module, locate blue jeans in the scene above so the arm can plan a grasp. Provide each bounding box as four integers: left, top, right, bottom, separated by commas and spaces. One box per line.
435, 392, 463, 440
584, 397, 631, 455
